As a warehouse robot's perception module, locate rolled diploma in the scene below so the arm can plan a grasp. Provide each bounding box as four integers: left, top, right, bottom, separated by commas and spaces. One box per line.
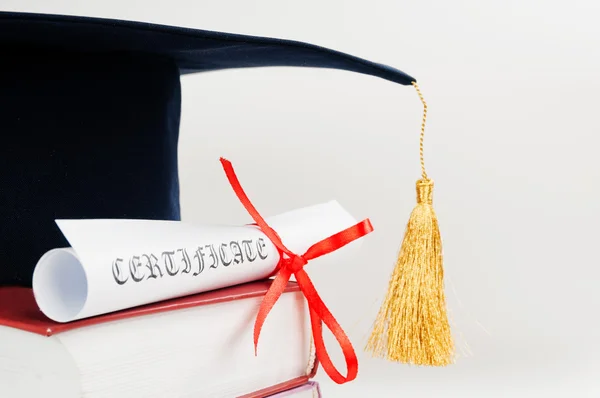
32, 200, 363, 323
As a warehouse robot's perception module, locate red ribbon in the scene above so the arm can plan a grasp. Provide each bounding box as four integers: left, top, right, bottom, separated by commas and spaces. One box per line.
219, 157, 373, 384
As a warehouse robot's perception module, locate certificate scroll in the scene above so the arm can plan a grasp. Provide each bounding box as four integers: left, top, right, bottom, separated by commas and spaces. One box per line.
32, 200, 363, 323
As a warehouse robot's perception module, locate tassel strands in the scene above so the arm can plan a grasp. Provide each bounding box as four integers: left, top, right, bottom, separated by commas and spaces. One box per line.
366, 81, 454, 366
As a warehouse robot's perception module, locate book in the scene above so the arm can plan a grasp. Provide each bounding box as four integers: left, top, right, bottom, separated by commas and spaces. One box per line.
0, 280, 317, 398
266, 381, 321, 398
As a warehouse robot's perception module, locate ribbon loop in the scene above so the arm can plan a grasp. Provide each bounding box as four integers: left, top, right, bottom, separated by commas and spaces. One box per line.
219, 157, 374, 385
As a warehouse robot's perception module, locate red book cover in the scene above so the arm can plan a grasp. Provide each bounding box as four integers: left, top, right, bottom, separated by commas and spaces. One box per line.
0, 279, 318, 397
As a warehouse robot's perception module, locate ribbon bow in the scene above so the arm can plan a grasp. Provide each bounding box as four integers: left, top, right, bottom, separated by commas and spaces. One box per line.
220, 158, 374, 384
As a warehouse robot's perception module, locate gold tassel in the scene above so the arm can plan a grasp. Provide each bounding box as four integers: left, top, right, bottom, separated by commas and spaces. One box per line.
366, 81, 454, 366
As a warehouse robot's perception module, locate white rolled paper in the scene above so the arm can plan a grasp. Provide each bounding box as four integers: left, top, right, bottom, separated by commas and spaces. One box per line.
32, 200, 363, 323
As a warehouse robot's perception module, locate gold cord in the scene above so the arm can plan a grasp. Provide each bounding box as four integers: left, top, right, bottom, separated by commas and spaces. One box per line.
412, 81, 428, 181
305, 331, 316, 376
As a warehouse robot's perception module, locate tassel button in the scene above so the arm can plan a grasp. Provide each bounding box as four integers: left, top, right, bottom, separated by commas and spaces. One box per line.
416, 179, 434, 205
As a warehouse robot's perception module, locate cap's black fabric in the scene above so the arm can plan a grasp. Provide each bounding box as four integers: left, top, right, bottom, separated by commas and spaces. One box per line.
0, 11, 415, 85
0, 52, 182, 286
0, 12, 415, 287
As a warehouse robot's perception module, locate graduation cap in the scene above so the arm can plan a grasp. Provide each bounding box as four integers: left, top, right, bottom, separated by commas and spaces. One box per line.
0, 11, 453, 367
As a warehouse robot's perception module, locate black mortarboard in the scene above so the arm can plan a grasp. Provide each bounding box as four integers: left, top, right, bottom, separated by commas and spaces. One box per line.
0, 11, 414, 288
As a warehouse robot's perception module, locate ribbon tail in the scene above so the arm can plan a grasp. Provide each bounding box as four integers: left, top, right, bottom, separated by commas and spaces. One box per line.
220, 157, 289, 250
296, 269, 358, 384
303, 219, 374, 261
253, 268, 293, 355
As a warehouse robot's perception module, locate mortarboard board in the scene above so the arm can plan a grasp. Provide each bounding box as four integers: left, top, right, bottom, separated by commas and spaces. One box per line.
0, 11, 453, 370
0, 11, 413, 288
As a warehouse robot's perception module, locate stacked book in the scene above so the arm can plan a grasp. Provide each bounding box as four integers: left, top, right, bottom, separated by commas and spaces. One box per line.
0, 279, 321, 397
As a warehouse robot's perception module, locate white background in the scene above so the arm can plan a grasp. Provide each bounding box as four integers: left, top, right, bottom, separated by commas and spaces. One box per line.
4, 1, 600, 397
